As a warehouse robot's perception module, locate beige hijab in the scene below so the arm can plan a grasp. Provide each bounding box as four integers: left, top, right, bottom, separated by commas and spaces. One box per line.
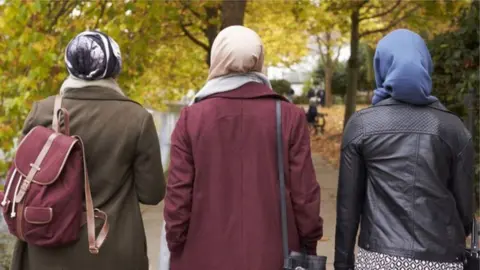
208, 26, 265, 81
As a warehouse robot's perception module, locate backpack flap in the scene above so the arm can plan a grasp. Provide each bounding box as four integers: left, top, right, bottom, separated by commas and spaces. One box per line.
13, 126, 78, 203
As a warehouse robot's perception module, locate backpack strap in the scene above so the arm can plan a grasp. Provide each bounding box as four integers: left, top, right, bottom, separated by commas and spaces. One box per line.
77, 136, 109, 254
276, 100, 290, 268
52, 95, 109, 254
52, 95, 62, 133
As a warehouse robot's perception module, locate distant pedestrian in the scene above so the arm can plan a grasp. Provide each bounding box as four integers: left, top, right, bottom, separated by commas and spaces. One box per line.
306, 97, 318, 125
307, 88, 315, 99
286, 88, 295, 102
317, 89, 325, 106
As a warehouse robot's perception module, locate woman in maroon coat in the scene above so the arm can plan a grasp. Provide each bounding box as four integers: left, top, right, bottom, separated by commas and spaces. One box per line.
163, 26, 323, 270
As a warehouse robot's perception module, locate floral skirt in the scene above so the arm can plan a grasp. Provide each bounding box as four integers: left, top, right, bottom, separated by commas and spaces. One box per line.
355, 248, 463, 270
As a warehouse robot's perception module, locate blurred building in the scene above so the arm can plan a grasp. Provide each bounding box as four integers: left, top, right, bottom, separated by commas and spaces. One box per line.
268, 69, 310, 96
267, 35, 350, 97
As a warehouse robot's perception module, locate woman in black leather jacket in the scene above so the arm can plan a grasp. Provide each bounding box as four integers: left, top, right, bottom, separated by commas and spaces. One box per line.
334, 29, 474, 270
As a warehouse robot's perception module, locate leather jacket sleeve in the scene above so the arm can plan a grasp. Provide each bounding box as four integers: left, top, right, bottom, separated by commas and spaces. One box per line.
334, 114, 366, 270
451, 137, 474, 236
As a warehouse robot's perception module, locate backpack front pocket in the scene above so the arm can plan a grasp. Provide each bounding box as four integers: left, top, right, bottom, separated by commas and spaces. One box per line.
23, 206, 53, 242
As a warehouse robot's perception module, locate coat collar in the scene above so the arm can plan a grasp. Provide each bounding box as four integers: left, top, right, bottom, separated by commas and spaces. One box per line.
201, 82, 288, 102
374, 97, 450, 113
62, 86, 140, 105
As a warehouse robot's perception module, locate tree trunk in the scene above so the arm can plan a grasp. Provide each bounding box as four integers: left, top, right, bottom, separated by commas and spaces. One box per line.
324, 65, 334, 107
368, 89, 374, 102
343, 7, 360, 129
221, 0, 247, 29
365, 45, 375, 86
365, 44, 375, 103
203, 0, 247, 67
323, 32, 334, 107
204, 6, 220, 67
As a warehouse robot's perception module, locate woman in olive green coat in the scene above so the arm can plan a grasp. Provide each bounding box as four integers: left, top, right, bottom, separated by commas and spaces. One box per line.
10, 31, 165, 270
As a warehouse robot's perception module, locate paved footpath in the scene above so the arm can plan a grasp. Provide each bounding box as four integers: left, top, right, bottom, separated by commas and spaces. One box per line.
142, 153, 339, 270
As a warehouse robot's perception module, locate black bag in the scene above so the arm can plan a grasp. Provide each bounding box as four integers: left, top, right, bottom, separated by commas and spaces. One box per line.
275, 101, 327, 270
464, 219, 479, 270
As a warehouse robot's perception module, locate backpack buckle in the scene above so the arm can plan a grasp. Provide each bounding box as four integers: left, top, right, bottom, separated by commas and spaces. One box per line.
29, 163, 41, 172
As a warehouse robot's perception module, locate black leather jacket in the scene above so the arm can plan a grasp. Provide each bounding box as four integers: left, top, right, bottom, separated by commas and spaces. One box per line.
334, 99, 474, 270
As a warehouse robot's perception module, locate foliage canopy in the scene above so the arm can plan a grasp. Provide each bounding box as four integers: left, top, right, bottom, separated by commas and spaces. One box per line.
0, 0, 310, 173
428, 1, 479, 206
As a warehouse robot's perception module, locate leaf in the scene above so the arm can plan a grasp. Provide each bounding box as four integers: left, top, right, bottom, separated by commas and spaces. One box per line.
34, 0, 42, 13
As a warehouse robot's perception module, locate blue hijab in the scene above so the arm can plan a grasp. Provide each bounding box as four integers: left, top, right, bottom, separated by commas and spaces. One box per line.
372, 29, 438, 105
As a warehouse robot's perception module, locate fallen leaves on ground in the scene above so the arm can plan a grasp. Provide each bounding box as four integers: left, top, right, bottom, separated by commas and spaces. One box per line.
308, 105, 368, 168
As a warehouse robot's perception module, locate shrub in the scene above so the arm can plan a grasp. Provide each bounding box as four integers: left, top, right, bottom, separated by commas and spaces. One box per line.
270, 79, 293, 96
333, 95, 344, 105
429, 1, 479, 209
293, 94, 310, 105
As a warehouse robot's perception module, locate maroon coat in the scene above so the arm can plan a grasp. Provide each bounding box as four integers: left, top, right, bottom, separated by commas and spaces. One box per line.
164, 83, 323, 270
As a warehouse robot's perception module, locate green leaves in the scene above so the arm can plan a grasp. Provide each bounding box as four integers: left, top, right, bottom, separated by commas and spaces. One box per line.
245, 1, 310, 66
271, 80, 293, 96
428, 2, 479, 206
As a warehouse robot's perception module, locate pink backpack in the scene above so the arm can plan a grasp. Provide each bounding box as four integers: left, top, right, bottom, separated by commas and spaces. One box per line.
0, 95, 109, 254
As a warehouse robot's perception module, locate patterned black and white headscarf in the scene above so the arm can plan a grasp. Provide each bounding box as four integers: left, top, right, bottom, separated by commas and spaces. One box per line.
65, 31, 122, 81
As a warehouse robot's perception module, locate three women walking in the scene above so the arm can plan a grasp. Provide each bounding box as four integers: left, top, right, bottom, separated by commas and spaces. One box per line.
1, 24, 475, 270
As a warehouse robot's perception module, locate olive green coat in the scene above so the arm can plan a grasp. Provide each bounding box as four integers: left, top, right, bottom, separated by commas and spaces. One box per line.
10, 87, 165, 270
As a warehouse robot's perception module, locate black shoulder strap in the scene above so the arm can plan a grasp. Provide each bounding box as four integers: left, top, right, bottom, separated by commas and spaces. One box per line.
276, 100, 290, 267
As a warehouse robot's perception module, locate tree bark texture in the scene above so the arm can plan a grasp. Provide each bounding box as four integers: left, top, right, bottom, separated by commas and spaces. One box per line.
344, 7, 360, 129
204, 0, 247, 67
204, 6, 220, 67
317, 31, 338, 108
221, 0, 247, 29
324, 65, 334, 107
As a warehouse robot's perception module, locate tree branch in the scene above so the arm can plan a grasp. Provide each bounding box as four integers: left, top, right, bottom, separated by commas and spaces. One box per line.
334, 45, 342, 64
357, 0, 369, 9
319, 52, 327, 65
315, 35, 327, 64
48, 0, 78, 32
93, 0, 107, 29
49, 0, 68, 31
359, 3, 375, 19
316, 34, 327, 45
180, 0, 205, 21
65, 1, 78, 14
359, 4, 421, 37
327, 0, 367, 12
47, 2, 54, 18
359, 0, 402, 21
179, 21, 209, 52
